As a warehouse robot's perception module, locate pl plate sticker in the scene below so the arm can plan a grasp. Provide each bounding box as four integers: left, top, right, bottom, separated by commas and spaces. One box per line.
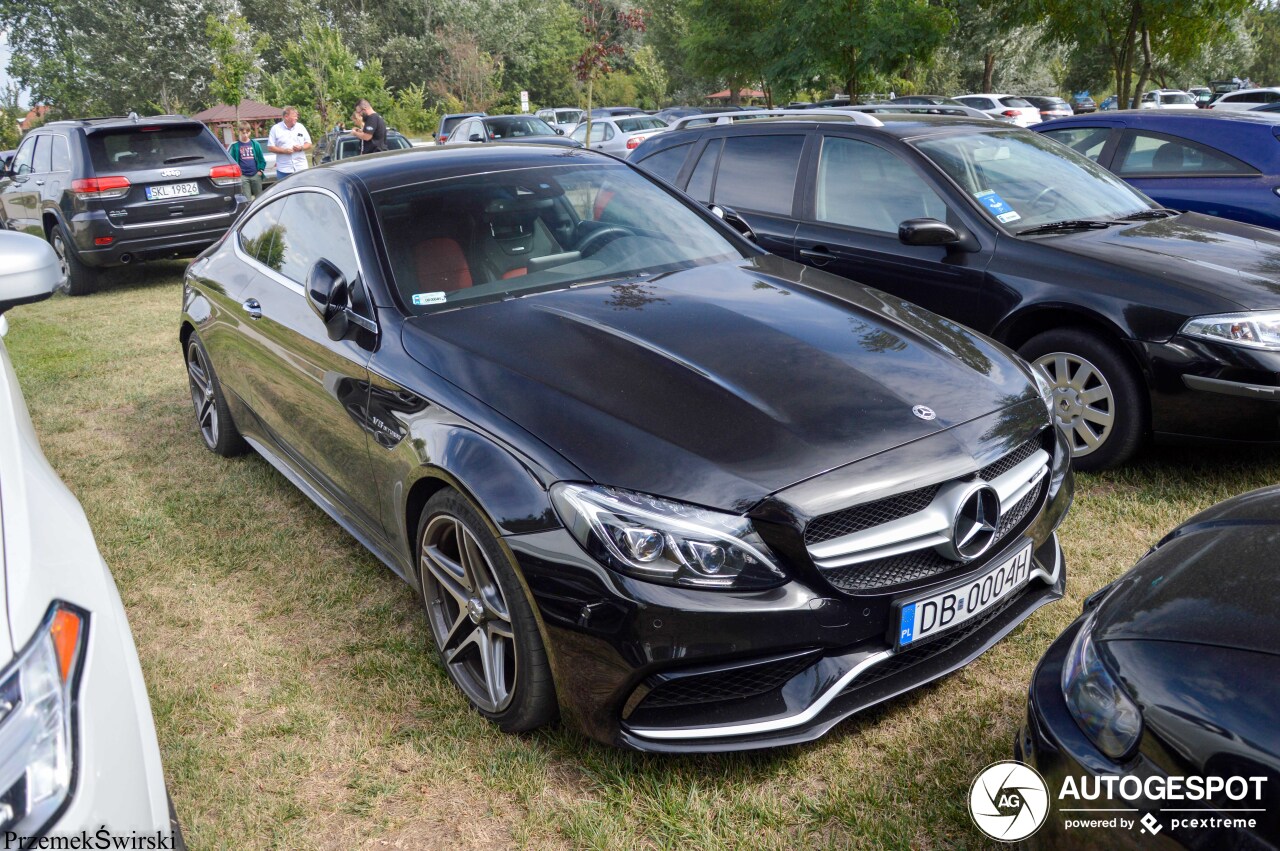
975, 190, 1022, 224
411, 292, 448, 306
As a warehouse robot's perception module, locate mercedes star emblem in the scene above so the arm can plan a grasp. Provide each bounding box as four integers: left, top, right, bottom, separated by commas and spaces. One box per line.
912, 405, 937, 421
950, 485, 1001, 561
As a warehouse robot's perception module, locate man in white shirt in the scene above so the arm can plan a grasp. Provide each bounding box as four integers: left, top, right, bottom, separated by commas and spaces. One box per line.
268, 107, 312, 179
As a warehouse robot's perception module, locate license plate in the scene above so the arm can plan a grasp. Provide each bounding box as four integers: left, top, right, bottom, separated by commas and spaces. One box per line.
145, 182, 199, 201
895, 541, 1033, 648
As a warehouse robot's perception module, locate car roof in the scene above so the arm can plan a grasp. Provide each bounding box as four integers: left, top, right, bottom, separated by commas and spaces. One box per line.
1221, 87, 1280, 96
314, 143, 622, 195
1045, 109, 1280, 126
41, 115, 204, 131
655, 111, 1007, 142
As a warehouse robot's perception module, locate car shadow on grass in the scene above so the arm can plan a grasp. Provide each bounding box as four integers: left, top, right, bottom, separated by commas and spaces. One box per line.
93, 259, 192, 296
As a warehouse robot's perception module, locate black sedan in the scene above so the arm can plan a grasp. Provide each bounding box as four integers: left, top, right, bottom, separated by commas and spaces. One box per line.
1018, 486, 1280, 847
632, 115, 1280, 470
180, 144, 1071, 751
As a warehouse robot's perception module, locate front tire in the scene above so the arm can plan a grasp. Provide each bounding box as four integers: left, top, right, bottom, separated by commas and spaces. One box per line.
185, 333, 248, 457
1020, 328, 1145, 471
417, 489, 557, 732
48, 223, 102, 296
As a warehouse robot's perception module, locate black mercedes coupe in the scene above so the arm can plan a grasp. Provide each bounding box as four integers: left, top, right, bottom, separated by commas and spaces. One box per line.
179, 144, 1072, 751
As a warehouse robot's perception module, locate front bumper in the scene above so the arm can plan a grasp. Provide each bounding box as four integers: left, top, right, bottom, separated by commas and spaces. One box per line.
509, 417, 1071, 752
1140, 335, 1280, 443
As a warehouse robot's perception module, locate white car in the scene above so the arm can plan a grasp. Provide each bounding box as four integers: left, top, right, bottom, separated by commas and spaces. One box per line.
952, 94, 1041, 126
1208, 86, 1280, 111
535, 107, 585, 134
1137, 89, 1198, 110
570, 115, 669, 157
0, 232, 180, 848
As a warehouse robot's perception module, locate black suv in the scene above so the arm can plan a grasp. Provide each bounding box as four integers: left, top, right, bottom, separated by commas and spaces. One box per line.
0, 115, 246, 294
316, 128, 413, 164
631, 114, 1280, 470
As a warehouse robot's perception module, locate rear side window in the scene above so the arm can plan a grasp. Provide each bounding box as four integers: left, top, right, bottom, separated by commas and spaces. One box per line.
87, 126, 227, 173
51, 137, 71, 171
634, 142, 693, 184
1116, 132, 1256, 176
1040, 126, 1112, 162
686, 139, 722, 201
712, 135, 804, 216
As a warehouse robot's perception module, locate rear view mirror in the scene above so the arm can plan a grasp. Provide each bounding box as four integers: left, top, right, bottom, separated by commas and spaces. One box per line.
0, 232, 62, 315
899, 218, 961, 246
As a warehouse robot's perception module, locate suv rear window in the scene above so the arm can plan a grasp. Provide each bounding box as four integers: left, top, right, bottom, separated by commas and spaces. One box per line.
88, 126, 227, 173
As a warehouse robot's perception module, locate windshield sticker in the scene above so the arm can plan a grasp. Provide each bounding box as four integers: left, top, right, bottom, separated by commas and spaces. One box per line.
411, 292, 448, 306
975, 190, 1021, 224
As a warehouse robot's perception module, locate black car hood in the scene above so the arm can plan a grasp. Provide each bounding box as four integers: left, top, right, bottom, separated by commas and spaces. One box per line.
401, 256, 1038, 511
1043, 213, 1280, 309
1094, 485, 1280, 656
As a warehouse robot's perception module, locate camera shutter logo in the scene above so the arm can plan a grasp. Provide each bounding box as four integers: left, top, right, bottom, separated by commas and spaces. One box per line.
969, 760, 1050, 842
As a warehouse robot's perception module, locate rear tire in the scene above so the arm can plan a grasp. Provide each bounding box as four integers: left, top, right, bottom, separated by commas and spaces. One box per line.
185, 332, 248, 457
416, 489, 557, 733
1019, 328, 1145, 471
48, 223, 102, 297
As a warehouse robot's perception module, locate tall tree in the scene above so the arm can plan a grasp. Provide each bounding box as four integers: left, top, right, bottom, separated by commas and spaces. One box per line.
206, 12, 270, 126
680, 0, 778, 105
573, 0, 645, 146
262, 22, 390, 133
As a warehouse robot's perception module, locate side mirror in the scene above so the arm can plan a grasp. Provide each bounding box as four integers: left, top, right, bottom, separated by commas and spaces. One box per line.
0, 232, 62, 315
555, 128, 564, 135
307, 259, 352, 341
707, 203, 757, 242
469, 134, 484, 143
899, 217, 960, 247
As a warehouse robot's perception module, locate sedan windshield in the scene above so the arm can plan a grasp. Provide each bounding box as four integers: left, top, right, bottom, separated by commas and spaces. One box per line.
486, 117, 558, 138
616, 117, 668, 133
1160, 92, 1195, 105
374, 162, 746, 315
914, 129, 1156, 233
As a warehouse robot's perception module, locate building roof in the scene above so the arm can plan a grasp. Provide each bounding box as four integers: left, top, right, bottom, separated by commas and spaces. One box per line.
191, 99, 282, 123
706, 89, 766, 100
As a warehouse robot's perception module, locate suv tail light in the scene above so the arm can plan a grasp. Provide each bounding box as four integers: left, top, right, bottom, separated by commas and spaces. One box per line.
209, 164, 242, 186
70, 176, 131, 199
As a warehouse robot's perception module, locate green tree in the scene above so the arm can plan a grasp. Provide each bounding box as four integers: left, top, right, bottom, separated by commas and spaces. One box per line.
574, 0, 646, 147
1243, 1, 1280, 85
206, 13, 270, 126
262, 23, 390, 134
680, 0, 780, 104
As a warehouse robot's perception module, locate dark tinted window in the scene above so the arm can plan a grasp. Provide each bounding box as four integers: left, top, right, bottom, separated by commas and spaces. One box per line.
1040, 126, 1112, 162
238, 198, 287, 271
815, 136, 948, 232
274, 191, 359, 286
712, 135, 804, 215
635, 142, 693, 184
88, 125, 227, 173
686, 139, 721, 201
32, 136, 52, 173
51, 136, 70, 171
1116, 132, 1256, 176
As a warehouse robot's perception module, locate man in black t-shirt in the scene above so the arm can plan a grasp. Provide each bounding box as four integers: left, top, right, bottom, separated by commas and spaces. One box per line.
352, 99, 387, 154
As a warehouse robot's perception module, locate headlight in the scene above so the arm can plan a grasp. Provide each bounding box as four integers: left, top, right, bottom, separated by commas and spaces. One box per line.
0, 603, 86, 836
1181, 311, 1280, 351
1031, 366, 1055, 417
1061, 616, 1142, 759
550, 483, 786, 589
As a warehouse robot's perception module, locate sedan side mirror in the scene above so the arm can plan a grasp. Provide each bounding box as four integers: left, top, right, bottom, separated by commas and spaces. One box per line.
707, 203, 757, 243
469, 134, 484, 143
899, 218, 961, 247
0, 232, 61, 316
555, 128, 564, 135
307, 259, 378, 342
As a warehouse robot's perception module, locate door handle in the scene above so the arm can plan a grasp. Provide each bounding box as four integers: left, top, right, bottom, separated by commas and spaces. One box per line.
242, 298, 262, 319
34, 180, 45, 186
799, 246, 834, 265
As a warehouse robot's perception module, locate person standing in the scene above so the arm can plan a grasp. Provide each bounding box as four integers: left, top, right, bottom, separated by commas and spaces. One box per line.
228, 124, 266, 199
268, 107, 312, 180
351, 99, 387, 155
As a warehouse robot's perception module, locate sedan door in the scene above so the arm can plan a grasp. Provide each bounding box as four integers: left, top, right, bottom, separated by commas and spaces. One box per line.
231, 187, 384, 538
792, 134, 992, 330
0, 136, 40, 235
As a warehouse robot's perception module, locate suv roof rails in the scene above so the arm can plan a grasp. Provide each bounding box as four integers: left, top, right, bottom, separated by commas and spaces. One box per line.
665, 108, 883, 132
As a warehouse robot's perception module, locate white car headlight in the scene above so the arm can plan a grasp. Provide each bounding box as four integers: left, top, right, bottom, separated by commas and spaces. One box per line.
1181, 311, 1280, 351
551, 483, 786, 589
0, 603, 86, 836
1061, 615, 1142, 760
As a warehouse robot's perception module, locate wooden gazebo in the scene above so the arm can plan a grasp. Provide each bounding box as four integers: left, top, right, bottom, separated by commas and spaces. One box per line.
192, 99, 282, 142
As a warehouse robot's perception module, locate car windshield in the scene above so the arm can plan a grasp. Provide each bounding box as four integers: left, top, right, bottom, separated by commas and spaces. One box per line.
616, 117, 667, 133
374, 162, 745, 316
555, 110, 584, 124
1000, 97, 1032, 108
914, 129, 1156, 233
486, 117, 558, 138
1160, 92, 1194, 105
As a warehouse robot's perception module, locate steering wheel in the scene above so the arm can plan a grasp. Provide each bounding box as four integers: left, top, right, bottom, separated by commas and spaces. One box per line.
1029, 186, 1062, 214
576, 226, 630, 257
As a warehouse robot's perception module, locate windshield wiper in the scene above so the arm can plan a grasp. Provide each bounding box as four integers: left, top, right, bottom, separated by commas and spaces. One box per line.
163, 155, 206, 164
1118, 208, 1178, 220
1017, 219, 1116, 236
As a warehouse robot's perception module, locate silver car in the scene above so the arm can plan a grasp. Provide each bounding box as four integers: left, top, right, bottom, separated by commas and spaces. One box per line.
570, 115, 669, 157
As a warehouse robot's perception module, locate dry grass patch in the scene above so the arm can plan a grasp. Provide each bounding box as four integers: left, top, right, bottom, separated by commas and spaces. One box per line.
6, 262, 1280, 849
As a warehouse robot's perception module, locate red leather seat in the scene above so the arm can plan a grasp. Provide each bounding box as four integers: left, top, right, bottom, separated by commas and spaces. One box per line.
415, 238, 473, 292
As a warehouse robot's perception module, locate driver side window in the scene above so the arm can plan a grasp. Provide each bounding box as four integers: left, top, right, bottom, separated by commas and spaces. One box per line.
814, 137, 950, 233
272, 191, 360, 289
10, 137, 35, 176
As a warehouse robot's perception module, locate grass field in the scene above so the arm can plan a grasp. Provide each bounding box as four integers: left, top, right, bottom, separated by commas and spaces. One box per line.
6, 264, 1280, 850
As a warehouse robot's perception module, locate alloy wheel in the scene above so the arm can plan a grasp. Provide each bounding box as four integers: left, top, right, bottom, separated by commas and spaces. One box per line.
1033, 351, 1115, 457
419, 514, 517, 713
186, 340, 220, 449
50, 232, 71, 293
